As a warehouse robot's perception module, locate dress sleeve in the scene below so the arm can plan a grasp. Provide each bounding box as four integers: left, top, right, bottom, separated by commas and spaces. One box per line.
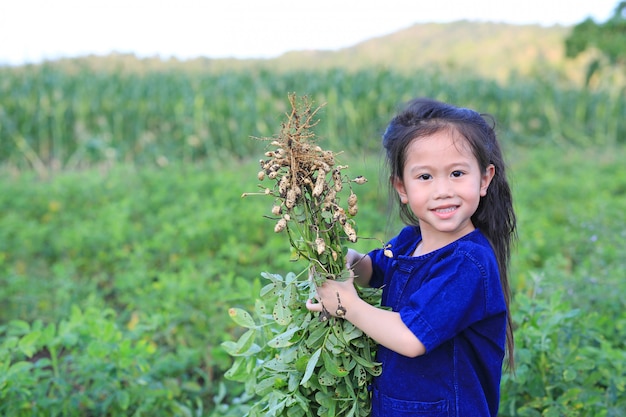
399, 250, 500, 352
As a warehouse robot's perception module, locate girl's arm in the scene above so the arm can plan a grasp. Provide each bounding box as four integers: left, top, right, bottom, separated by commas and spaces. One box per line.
306, 275, 426, 358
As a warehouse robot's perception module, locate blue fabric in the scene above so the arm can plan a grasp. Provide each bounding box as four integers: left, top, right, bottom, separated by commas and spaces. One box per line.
368, 226, 506, 417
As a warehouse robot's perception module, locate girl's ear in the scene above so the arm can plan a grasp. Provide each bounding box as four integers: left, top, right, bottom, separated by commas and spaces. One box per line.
480, 164, 496, 197
392, 176, 409, 204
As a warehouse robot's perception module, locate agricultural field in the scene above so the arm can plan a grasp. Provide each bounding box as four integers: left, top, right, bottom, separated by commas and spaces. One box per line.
0, 61, 625, 416
1, 63, 624, 173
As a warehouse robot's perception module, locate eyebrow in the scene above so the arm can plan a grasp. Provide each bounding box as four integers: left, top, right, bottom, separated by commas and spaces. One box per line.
408, 161, 472, 174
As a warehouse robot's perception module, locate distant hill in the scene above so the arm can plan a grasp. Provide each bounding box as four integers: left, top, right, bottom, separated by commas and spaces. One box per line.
35, 21, 590, 83
270, 21, 585, 81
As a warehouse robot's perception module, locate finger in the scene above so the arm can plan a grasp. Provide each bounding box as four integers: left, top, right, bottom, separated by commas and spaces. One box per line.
306, 298, 322, 312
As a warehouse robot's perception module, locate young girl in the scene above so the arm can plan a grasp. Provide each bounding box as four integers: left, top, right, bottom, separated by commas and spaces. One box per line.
306, 98, 516, 417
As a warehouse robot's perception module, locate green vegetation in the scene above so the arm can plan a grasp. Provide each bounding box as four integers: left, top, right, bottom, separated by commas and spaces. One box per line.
1, 65, 624, 178
566, 1, 626, 85
1, 17, 625, 415
1, 145, 625, 415
223, 95, 382, 417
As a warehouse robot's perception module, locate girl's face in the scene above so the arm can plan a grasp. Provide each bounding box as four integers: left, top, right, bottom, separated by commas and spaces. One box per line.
393, 128, 494, 250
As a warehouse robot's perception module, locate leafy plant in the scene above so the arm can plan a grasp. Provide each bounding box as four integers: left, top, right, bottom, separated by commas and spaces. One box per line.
223, 94, 381, 416
500, 284, 626, 417
565, 1, 626, 85
0, 307, 196, 416
223, 272, 381, 417
1, 97, 625, 416
1, 64, 624, 174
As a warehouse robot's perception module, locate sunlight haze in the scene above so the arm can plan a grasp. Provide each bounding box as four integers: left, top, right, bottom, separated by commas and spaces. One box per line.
0, 0, 619, 65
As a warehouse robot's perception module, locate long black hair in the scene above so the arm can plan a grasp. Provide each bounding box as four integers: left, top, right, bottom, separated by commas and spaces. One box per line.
382, 98, 517, 370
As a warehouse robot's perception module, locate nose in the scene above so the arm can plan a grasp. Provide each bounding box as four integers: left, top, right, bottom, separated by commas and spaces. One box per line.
432, 178, 453, 199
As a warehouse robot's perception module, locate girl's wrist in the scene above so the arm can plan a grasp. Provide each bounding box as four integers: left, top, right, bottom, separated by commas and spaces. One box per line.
337, 290, 364, 321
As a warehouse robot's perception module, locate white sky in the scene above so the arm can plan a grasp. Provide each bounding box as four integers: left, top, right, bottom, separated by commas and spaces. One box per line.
0, 0, 619, 65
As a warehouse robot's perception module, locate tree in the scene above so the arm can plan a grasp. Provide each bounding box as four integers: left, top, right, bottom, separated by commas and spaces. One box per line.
565, 1, 626, 85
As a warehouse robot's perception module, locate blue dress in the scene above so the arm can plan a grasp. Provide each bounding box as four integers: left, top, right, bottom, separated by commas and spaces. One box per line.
368, 226, 506, 417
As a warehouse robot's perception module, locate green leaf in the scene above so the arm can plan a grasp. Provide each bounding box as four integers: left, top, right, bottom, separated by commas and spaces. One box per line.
301, 347, 322, 386
117, 391, 130, 410
222, 329, 259, 357
224, 357, 248, 381
267, 326, 300, 348
263, 356, 291, 372
260, 282, 280, 298
318, 369, 339, 386
315, 390, 333, 409
349, 347, 379, 369
228, 308, 257, 328
354, 364, 368, 387
322, 349, 349, 377
341, 321, 364, 344
182, 381, 202, 393
282, 282, 299, 308
5, 361, 33, 377
255, 298, 269, 317
305, 321, 329, 348
284, 272, 298, 284
278, 345, 299, 363
272, 297, 293, 326
572, 356, 596, 371
266, 397, 287, 415
18, 330, 41, 358
346, 398, 358, 417
41, 322, 57, 346
255, 375, 280, 396
543, 406, 561, 417
295, 354, 311, 372
563, 368, 577, 382
288, 372, 301, 392
324, 332, 343, 354
220, 340, 238, 355
237, 328, 257, 350
8, 320, 31, 336
343, 356, 357, 373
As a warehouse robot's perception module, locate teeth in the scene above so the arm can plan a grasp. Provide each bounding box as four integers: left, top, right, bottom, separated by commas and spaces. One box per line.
436, 207, 456, 213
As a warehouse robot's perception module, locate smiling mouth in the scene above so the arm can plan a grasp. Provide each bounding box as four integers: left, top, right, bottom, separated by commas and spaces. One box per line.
434, 206, 458, 214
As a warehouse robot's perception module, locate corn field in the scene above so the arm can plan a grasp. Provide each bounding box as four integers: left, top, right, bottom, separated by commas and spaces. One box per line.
1, 64, 624, 174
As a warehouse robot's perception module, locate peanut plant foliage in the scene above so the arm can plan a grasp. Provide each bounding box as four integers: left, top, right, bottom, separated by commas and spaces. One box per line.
223, 272, 381, 417
225, 95, 381, 416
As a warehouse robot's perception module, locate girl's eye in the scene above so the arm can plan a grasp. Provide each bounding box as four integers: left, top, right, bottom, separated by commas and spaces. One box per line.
451, 171, 464, 178
418, 174, 432, 180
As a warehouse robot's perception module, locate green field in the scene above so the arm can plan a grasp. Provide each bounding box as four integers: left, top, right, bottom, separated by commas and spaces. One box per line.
1, 63, 624, 173
1, 52, 625, 416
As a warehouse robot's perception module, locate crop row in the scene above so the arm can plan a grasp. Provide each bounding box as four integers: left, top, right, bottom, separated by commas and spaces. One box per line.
1, 64, 624, 174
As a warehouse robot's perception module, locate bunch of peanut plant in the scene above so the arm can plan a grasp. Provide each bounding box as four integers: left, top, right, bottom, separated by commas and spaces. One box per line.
223, 94, 381, 416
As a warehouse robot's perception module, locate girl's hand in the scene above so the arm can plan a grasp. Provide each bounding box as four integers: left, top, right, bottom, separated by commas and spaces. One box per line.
306, 271, 359, 319
306, 267, 426, 357
345, 249, 373, 288
307, 265, 427, 358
